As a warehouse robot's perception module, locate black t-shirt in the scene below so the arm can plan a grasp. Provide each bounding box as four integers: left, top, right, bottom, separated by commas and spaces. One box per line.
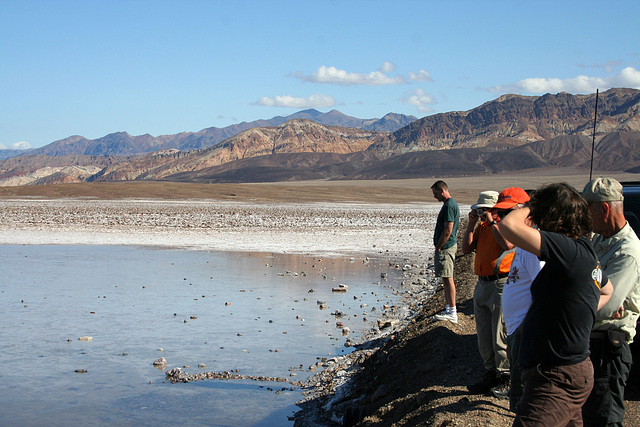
519, 230, 608, 369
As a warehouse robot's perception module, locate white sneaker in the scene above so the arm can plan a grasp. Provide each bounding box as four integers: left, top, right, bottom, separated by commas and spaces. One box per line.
434, 311, 458, 324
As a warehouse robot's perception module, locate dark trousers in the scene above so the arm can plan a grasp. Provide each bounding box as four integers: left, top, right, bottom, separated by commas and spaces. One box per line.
507, 329, 523, 414
514, 358, 594, 426
582, 330, 632, 427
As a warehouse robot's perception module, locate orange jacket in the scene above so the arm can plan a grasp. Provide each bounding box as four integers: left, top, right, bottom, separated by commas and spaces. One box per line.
473, 222, 516, 276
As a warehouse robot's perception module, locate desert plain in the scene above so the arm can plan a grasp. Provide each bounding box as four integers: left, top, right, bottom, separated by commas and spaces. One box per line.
1, 170, 636, 256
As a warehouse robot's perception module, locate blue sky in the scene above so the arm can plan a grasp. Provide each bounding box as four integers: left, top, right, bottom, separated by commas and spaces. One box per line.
2, 0, 639, 149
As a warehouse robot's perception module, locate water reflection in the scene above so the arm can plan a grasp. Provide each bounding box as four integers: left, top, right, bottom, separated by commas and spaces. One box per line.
0, 245, 403, 426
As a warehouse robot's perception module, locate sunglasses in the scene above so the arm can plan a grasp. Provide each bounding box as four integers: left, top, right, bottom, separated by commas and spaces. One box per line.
476, 208, 512, 217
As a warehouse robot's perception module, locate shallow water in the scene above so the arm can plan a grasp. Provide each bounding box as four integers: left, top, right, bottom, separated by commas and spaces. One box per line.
0, 245, 405, 426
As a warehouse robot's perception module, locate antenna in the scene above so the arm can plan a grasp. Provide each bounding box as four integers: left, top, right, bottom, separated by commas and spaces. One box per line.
589, 89, 599, 181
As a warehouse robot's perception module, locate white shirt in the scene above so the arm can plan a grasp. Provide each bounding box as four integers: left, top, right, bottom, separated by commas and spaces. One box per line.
502, 248, 545, 335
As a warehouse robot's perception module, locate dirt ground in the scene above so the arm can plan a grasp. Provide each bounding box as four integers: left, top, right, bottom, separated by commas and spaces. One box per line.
1, 169, 638, 205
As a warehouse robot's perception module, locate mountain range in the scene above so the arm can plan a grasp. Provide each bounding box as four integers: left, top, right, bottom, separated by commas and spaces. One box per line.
1, 88, 639, 186
8, 109, 416, 159
381, 89, 640, 151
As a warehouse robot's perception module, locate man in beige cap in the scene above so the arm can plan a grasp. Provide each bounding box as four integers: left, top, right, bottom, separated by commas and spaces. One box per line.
582, 177, 640, 426
462, 188, 529, 396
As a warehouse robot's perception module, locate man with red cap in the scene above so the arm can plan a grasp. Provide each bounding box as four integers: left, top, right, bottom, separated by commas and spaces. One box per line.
463, 187, 530, 395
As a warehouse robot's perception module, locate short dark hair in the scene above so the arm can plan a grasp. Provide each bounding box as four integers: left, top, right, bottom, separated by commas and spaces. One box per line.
528, 183, 592, 238
431, 180, 448, 191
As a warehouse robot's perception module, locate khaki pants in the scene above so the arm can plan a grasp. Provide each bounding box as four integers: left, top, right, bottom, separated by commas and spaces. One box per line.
473, 276, 509, 376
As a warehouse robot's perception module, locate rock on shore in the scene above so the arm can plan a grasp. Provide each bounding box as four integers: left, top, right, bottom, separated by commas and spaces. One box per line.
292, 219, 518, 426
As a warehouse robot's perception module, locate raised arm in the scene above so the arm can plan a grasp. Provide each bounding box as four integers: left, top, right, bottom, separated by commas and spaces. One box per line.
462, 210, 479, 254
498, 207, 541, 257
487, 210, 515, 251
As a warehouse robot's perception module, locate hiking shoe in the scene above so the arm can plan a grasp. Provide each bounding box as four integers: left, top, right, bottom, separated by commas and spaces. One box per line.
467, 371, 501, 394
433, 311, 458, 324
491, 379, 510, 400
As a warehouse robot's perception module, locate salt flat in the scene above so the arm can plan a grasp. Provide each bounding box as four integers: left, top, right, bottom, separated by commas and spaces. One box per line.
0, 199, 455, 258
3, 172, 626, 256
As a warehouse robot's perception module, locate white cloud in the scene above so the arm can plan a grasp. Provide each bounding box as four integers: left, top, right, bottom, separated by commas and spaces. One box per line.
295, 65, 406, 86
253, 94, 336, 108
12, 141, 32, 149
294, 63, 435, 88
408, 70, 433, 82
380, 61, 397, 73
610, 67, 640, 87
399, 88, 437, 113
1, 141, 32, 150
491, 67, 640, 94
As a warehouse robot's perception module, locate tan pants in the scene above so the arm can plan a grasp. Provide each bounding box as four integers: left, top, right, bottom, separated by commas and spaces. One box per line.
473, 276, 509, 376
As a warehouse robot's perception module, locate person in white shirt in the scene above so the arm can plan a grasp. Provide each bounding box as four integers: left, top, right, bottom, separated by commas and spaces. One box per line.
499, 244, 544, 411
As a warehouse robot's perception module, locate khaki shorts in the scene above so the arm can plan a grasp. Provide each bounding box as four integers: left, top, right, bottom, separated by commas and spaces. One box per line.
435, 244, 456, 278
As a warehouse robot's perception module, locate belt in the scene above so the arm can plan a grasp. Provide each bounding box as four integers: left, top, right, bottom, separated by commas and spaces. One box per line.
478, 273, 509, 282
590, 328, 625, 341
590, 330, 608, 340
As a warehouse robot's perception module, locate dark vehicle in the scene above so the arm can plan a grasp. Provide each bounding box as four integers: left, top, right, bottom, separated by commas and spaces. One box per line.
622, 181, 640, 238
622, 181, 640, 399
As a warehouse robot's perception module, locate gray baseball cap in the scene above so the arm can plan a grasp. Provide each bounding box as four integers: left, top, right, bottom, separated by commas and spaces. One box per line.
582, 177, 624, 202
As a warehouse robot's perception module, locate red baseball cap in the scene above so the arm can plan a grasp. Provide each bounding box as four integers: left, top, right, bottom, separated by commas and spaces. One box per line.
493, 187, 530, 209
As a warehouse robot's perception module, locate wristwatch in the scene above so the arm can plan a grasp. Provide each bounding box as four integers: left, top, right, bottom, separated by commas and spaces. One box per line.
490, 220, 498, 226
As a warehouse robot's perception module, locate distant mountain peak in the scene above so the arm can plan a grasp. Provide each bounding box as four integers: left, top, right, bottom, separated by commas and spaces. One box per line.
296, 108, 321, 115
495, 93, 532, 103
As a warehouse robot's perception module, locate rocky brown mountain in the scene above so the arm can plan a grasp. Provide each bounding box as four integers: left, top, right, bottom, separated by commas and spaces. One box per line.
159, 131, 637, 183
2, 88, 639, 186
0, 148, 32, 161
0, 154, 122, 186
165, 151, 388, 183
20, 109, 416, 158
89, 120, 387, 181
372, 88, 640, 152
